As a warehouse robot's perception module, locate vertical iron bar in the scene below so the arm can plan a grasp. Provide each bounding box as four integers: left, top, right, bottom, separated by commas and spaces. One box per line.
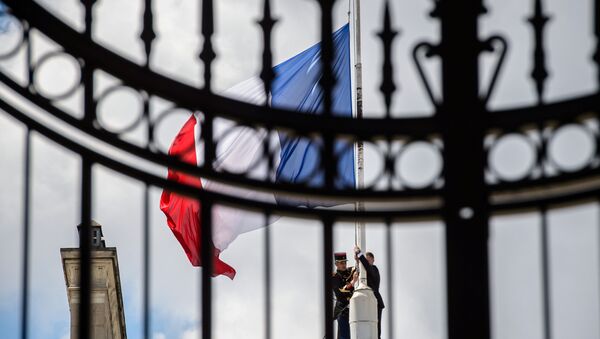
82, 76, 96, 128
79, 2, 96, 334
437, 0, 491, 338
264, 128, 274, 183
377, 0, 398, 119
25, 23, 33, 90
144, 93, 154, 151
258, 0, 277, 101
81, 65, 94, 126
141, 0, 156, 68
377, 0, 398, 192
81, 0, 96, 126
140, 0, 155, 151
319, 0, 335, 117
77, 3, 97, 334
81, 0, 95, 39
140, 2, 154, 327
203, 114, 214, 168
263, 212, 272, 339
199, 0, 215, 169
200, 199, 213, 339
528, 0, 550, 105
385, 139, 394, 190
322, 217, 334, 339
140, 9, 155, 334
258, 0, 276, 186
540, 205, 552, 339
141, 11, 153, 328
79, 158, 93, 339
20, 129, 31, 339
594, 0, 600, 87
318, 0, 336, 189
385, 220, 394, 339
200, 0, 216, 93
198, 11, 215, 338
142, 184, 151, 339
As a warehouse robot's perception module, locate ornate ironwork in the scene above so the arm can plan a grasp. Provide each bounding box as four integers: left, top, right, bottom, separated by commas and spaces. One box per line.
528, 0, 550, 105
2, 0, 600, 338
377, 0, 398, 117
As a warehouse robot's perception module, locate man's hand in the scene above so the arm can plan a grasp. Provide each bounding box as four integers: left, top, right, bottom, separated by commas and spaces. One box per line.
353, 246, 361, 260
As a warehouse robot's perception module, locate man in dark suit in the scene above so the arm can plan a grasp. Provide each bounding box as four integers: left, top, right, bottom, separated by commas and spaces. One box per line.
354, 246, 385, 339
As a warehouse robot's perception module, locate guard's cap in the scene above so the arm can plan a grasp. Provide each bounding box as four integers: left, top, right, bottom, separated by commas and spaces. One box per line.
334, 252, 348, 262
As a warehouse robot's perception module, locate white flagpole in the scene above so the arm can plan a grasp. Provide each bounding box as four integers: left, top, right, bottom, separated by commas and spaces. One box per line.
349, 0, 378, 338
351, 0, 367, 288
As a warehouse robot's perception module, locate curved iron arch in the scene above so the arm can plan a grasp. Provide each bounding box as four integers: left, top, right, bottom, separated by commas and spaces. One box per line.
2, 1, 600, 339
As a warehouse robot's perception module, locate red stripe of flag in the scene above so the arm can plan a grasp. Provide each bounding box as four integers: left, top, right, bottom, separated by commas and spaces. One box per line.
160, 115, 236, 279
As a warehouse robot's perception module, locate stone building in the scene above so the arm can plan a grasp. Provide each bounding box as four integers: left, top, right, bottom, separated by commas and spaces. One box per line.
61, 221, 127, 339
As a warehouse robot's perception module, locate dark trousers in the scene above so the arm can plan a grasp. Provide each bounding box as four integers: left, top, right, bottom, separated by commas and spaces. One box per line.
337, 312, 350, 339
377, 307, 383, 339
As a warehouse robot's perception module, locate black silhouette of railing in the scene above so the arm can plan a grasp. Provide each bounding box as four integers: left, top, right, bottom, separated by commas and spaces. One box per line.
2, 0, 600, 338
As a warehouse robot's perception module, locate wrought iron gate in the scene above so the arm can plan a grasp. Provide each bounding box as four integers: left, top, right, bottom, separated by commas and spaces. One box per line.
1, 0, 600, 338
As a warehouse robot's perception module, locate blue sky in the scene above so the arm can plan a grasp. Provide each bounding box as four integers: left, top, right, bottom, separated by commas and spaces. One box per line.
1, 0, 600, 338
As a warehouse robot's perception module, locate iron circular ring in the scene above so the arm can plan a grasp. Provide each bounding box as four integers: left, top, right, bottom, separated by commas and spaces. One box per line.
487, 131, 537, 182
394, 139, 443, 189
31, 50, 82, 101
0, 16, 25, 60
95, 84, 145, 135
546, 122, 597, 173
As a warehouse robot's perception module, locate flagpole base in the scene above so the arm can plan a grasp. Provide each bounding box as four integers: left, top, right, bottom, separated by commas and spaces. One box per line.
349, 285, 378, 339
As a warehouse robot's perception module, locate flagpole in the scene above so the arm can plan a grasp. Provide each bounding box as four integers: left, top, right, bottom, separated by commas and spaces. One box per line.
349, 0, 378, 338
351, 0, 367, 289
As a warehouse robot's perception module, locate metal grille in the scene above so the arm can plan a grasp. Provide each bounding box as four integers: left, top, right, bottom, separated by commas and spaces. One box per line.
2, 0, 600, 338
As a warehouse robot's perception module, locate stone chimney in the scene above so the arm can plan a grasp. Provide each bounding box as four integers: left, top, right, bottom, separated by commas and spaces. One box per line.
61, 221, 127, 339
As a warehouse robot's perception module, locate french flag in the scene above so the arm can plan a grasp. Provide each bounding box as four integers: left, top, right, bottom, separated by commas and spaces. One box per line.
160, 24, 354, 279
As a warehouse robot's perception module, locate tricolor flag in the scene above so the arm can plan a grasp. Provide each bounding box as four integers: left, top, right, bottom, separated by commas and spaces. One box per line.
160, 24, 354, 279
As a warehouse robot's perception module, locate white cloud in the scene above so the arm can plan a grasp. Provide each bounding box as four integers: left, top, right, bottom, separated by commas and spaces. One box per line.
1, 0, 600, 339
181, 327, 199, 339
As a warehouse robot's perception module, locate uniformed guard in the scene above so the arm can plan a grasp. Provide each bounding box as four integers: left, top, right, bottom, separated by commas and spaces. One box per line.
332, 252, 358, 339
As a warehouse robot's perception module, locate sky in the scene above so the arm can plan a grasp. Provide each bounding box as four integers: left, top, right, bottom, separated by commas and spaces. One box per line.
0, 0, 600, 339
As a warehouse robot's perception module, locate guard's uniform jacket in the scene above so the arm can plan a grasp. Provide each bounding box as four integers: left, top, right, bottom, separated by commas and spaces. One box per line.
332, 267, 355, 319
